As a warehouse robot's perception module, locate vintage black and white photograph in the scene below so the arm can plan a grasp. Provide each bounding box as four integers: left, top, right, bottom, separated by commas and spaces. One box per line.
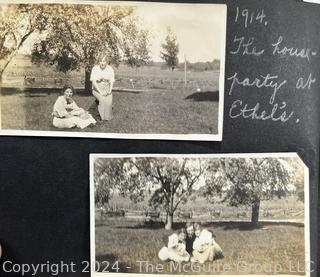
90, 154, 309, 276
0, 1, 226, 140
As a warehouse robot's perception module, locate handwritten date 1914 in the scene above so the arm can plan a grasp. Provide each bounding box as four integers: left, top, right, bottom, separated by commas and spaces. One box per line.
234, 7, 268, 28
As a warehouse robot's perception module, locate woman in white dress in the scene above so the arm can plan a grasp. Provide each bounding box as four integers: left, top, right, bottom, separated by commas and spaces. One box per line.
158, 230, 190, 263
191, 223, 223, 264
90, 55, 115, 120
52, 85, 96, 129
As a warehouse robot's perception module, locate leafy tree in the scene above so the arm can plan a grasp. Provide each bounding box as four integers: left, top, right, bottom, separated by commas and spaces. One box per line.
0, 4, 48, 82
160, 27, 179, 71
94, 157, 148, 210
94, 158, 114, 208
94, 157, 127, 208
122, 21, 150, 68
31, 4, 150, 93
288, 157, 305, 202
94, 157, 205, 230
204, 158, 296, 226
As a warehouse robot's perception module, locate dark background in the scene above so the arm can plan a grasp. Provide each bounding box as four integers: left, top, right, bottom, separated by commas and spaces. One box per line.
0, 0, 319, 276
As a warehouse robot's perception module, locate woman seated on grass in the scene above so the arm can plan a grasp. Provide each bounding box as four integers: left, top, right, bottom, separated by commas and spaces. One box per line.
191, 223, 223, 264
52, 85, 96, 129
158, 229, 190, 263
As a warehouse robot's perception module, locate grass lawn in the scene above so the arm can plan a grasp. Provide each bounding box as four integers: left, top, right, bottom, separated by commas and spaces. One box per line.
0, 88, 219, 134
95, 218, 305, 275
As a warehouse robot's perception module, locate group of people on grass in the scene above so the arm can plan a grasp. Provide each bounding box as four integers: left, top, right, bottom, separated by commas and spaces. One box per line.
158, 222, 223, 264
52, 54, 114, 129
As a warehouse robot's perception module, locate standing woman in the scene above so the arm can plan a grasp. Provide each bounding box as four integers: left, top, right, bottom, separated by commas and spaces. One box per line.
90, 55, 115, 121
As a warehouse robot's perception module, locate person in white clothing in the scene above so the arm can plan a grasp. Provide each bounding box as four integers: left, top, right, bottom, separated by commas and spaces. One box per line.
90, 55, 115, 120
52, 85, 96, 129
191, 223, 223, 264
158, 230, 190, 263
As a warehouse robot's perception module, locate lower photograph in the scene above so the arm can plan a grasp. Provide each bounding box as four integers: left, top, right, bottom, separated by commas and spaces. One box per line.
90, 154, 309, 277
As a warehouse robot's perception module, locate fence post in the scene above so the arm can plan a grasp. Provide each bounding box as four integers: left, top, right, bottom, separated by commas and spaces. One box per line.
184, 54, 187, 88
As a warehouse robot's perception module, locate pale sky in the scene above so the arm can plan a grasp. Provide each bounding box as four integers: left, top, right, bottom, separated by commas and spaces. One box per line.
136, 3, 226, 62
18, 2, 226, 63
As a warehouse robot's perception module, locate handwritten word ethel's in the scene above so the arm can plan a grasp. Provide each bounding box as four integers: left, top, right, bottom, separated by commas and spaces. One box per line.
227, 73, 287, 104
229, 100, 294, 122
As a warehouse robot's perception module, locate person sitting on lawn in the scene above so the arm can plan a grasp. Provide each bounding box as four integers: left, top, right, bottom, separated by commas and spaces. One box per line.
52, 85, 96, 129
185, 222, 196, 255
191, 223, 223, 264
158, 229, 190, 263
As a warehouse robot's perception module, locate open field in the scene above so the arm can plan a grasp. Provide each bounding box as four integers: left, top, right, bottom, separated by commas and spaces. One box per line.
0, 88, 219, 134
0, 56, 220, 134
95, 218, 305, 275
98, 195, 305, 222
2, 55, 220, 91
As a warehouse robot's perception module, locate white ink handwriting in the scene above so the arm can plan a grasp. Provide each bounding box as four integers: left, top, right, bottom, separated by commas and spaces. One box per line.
229, 100, 294, 122
230, 36, 265, 56
235, 7, 268, 28
296, 73, 316, 90
227, 73, 287, 104
272, 36, 316, 61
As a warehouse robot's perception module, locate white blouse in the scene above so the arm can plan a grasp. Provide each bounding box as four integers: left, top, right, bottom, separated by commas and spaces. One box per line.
52, 96, 79, 118
193, 229, 213, 250
90, 65, 115, 83
168, 233, 179, 249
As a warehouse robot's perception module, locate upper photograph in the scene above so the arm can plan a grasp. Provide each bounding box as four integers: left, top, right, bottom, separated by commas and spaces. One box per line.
0, 1, 226, 140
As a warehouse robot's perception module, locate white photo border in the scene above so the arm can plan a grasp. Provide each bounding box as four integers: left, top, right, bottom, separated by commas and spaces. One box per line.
89, 153, 310, 277
0, 0, 227, 141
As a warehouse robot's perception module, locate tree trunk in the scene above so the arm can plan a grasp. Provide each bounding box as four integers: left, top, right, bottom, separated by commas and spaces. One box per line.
0, 60, 10, 85
165, 213, 173, 230
0, 30, 34, 86
1, 48, 20, 85
251, 200, 261, 226
84, 69, 92, 94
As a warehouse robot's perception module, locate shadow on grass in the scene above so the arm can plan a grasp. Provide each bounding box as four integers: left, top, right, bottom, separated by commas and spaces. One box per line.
185, 90, 219, 102
114, 222, 197, 230
115, 222, 165, 230
96, 254, 129, 273
0, 86, 88, 96
201, 221, 304, 231
23, 88, 61, 95
0, 87, 23, 95
110, 220, 304, 231
88, 101, 102, 120
1, 87, 61, 95
114, 89, 142, 94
